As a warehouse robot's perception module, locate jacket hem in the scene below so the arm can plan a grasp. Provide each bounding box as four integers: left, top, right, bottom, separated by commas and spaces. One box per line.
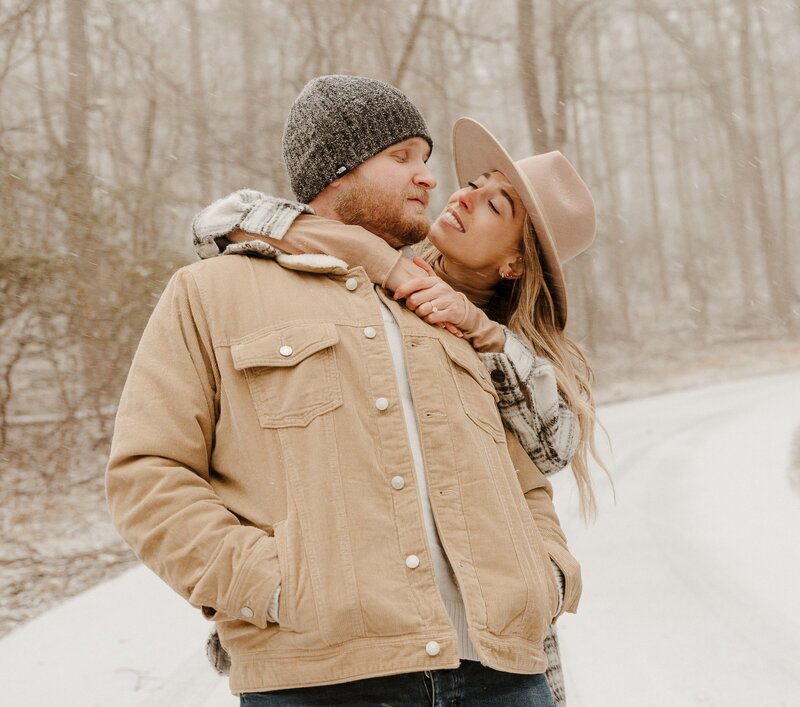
229, 630, 547, 694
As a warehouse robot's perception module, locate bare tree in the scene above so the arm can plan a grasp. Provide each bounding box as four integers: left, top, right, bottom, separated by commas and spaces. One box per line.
735, 0, 794, 326
633, 8, 669, 301
64, 0, 92, 251
185, 0, 211, 203
515, 0, 551, 153
588, 8, 632, 338
643, 1, 794, 327
393, 0, 430, 88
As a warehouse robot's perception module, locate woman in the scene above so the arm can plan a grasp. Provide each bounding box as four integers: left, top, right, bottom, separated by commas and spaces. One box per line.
192, 118, 607, 706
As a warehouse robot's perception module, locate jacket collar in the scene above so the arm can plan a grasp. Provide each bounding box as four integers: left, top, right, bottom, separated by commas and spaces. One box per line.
221, 239, 349, 275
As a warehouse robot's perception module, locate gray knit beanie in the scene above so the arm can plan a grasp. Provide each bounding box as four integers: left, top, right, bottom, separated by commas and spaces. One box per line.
282, 75, 433, 204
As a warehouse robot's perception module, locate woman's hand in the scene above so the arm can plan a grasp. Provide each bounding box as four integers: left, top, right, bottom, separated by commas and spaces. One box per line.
393, 258, 466, 338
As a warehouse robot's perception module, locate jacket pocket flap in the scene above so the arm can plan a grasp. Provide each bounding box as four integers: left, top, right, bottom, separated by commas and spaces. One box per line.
440, 338, 500, 403
231, 323, 339, 370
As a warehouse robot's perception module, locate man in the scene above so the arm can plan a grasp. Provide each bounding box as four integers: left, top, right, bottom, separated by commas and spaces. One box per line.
107, 75, 579, 706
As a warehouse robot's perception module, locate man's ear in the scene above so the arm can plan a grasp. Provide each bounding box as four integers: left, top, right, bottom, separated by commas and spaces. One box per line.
330, 169, 356, 190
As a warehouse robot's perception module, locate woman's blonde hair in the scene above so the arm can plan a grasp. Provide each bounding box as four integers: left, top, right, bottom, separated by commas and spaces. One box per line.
418, 219, 610, 519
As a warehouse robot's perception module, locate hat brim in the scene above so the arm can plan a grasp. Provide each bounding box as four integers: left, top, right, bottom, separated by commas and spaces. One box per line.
451, 118, 567, 328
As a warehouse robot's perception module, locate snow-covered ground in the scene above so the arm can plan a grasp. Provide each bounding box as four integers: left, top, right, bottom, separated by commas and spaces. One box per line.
553, 369, 800, 707
1, 371, 798, 706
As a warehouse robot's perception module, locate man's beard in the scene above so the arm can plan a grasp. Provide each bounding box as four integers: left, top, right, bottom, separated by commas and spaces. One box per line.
335, 179, 430, 248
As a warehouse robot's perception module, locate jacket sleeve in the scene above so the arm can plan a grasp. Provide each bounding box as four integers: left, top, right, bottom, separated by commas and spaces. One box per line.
506, 430, 581, 619
191, 189, 406, 288
191, 189, 311, 259
105, 267, 281, 629
478, 328, 579, 476
247, 213, 407, 289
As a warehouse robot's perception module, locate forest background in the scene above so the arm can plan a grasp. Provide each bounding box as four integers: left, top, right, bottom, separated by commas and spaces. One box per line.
1, 0, 798, 636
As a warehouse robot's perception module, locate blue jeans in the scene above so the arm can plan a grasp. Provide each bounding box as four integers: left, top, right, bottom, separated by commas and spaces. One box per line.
240, 660, 556, 706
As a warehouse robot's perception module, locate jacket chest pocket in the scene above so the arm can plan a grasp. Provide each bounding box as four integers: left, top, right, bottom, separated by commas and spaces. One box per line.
440, 338, 505, 442
231, 322, 343, 428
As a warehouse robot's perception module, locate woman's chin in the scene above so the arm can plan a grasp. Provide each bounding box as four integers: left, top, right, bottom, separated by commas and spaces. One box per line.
427, 222, 450, 254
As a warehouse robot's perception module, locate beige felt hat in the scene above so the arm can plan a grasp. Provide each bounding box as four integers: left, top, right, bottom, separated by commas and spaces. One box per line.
452, 117, 596, 329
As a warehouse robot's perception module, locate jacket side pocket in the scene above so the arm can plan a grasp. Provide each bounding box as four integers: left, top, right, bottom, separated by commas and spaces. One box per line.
272, 519, 295, 631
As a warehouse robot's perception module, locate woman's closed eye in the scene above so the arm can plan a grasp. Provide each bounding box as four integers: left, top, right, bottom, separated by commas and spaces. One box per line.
467, 181, 501, 216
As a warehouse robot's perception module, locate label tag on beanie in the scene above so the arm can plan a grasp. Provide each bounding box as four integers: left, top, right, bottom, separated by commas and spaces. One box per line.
335, 166, 347, 176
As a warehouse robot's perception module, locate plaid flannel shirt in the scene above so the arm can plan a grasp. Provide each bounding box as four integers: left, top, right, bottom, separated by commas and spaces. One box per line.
478, 333, 580, 478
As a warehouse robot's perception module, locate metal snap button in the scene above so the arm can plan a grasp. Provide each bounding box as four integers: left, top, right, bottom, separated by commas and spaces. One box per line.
425, 640, 441, 656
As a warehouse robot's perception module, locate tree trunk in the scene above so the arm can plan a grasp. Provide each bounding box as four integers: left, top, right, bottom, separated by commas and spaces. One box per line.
393, 0, 429, 88
589, 11, 631, 339
667, 87, 708, 337
634, 9, 669, 301
549, 0, 568, 151
185, 0, 211, 203
64, 0, 91, 251
516, 0, 550, 153
754, 5, 789, 264
238, 0, 258, 173
736, 0, 794, 327
132, 84, 158, 258
567, 94, 599, 350
708, 1, 755, 317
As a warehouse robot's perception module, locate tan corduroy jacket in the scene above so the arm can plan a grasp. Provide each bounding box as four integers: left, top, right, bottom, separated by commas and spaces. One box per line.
106, 248, 581, 695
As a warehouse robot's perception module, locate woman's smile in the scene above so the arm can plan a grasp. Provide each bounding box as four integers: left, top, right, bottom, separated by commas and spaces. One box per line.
438, 207, 465, 233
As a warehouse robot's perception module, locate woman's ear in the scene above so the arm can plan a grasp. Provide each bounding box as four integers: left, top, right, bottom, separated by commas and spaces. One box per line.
499, 253, 524, 280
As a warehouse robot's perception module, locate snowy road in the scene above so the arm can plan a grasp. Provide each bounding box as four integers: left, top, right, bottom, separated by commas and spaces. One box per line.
1, 371, 798, 706
553, 370, 800, 706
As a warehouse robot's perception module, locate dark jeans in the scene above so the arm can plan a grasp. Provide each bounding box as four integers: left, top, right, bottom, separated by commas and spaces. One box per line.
239, 660, 556, 706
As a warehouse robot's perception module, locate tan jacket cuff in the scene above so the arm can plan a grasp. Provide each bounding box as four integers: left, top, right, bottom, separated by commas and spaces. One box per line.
191, 533, 281, 630
380, 251, 408, 290
546, 540, 582, 619
455, 293, 506, 352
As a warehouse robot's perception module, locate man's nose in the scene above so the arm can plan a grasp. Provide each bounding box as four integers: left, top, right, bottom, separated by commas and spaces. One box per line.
414, 163, 437, 190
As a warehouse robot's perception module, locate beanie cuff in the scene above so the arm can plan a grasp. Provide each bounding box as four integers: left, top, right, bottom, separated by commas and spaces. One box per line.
297, 129, 434, 204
